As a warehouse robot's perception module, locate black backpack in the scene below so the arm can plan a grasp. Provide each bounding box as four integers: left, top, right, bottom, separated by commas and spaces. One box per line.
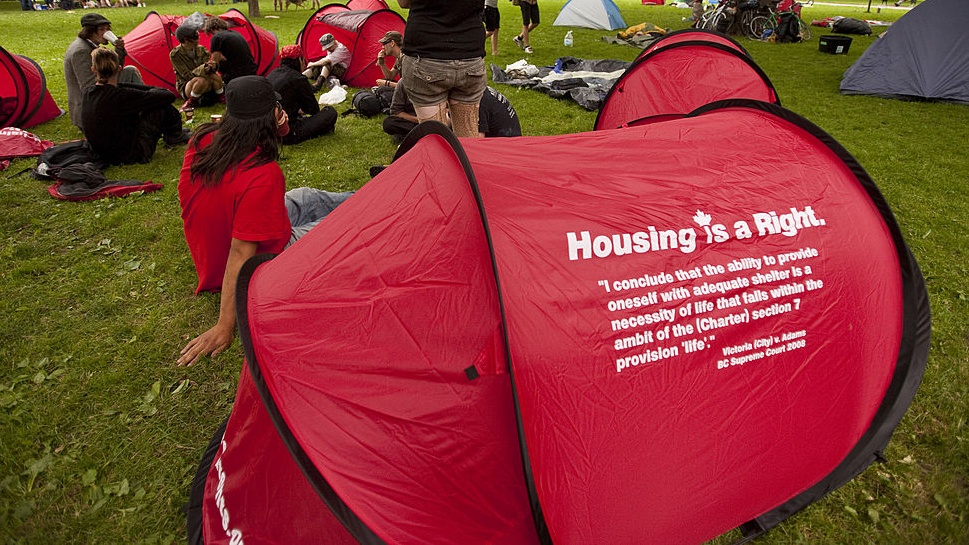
344, 86, 395, 117
350, 89, 383, 117
775, 12, 802, 43
32, 140, 108, 180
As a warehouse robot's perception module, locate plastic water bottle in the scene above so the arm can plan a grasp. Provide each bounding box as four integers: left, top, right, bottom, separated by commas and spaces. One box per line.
564, 31, 574, 47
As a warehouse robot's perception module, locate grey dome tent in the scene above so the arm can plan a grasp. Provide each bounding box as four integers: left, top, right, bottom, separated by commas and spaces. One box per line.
840, 0, 969, 104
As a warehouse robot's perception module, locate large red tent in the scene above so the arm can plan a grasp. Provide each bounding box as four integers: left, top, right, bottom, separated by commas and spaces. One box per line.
297, 3, 405, 88
188, 101, 929, 544
121, 9, 279, 94
596, 30, 779, 129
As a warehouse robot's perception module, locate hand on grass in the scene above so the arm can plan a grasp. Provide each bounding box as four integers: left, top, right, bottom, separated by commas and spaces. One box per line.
178, 323, 234, 367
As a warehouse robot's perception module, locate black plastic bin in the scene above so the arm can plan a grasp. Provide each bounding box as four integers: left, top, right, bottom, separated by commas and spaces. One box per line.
819, 35, 853, 54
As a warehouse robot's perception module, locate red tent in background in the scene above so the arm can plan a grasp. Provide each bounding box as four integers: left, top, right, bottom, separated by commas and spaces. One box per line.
637, 27, 750, 59
595, 30, 779, 129
122, 9, 278, 94
346, 0, 390, 10
297, 4, 405, 88
187, 102, 928, 544
0, 46, 62, 129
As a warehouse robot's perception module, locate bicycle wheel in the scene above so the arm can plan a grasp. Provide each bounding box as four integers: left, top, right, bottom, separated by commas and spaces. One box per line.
797, 17, 812, 40
748, 15, 775, 39
700, 9, 723, 31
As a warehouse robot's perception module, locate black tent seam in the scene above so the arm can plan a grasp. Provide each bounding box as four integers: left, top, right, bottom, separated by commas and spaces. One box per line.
185, 417, 229, 545
395, 122, 553, 544
17, 56, 47, 128
235, 253, 387, 545
0, 46, 30, 128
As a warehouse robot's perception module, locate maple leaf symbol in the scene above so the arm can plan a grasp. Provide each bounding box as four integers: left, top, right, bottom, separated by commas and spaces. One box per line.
693, 210, 712, 227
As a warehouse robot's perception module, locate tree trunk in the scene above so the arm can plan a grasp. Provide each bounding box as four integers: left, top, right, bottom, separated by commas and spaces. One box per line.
249, 0, 261, 19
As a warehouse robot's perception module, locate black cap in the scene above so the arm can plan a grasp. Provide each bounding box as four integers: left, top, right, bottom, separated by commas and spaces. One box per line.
175, 25, 199, 43
81, 13, 111, 28
224, 76, 281, 120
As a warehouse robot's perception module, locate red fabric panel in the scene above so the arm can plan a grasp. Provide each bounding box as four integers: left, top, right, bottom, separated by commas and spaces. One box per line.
597, 45, 778, 129
20, 89, 61, 129
0, 46, 29, 128
464, 108, 902, 543
122, 13, 180, 93
343, 10, 406, 88
638, 30, 746, 60
243, 135, 539, 544
348, 0, 389, 10
201, 367, 357, 545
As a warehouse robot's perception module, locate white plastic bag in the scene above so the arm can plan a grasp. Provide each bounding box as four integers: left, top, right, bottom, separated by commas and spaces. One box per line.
318, 85, 347, 106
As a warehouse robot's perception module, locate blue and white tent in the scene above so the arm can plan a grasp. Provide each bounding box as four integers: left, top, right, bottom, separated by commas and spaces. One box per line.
553, 0, 627, 31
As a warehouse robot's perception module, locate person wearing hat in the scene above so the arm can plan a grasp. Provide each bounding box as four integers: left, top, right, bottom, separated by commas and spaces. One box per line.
267, 45, 338, 145
375, 30, 403, 85
177, 75, 353, 367
303, 33, 350, 92
64, 12, 144, 130
170, 24, 225, 111
396, 0, 486, 139
82, 48, 189, 165
202, 16, 257, 86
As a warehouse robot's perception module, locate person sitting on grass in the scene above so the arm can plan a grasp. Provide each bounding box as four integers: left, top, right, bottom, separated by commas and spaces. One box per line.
375, 30, 403, 83
170, 24, 225, 112
267, 44, 338, 145
303, 33, 350, 92
177, 75, 353, 367
202, 16, 257, 86
82, 48, 189, 165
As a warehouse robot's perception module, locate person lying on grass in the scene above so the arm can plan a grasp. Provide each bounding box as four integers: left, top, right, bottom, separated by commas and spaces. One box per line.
177, 75, 353, 366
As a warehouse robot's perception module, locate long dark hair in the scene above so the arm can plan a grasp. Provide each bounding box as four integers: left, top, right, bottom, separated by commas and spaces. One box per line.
189, 113, 280, 186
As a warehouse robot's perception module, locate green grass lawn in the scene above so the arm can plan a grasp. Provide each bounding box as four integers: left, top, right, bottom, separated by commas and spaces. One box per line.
1, 0, 966, 543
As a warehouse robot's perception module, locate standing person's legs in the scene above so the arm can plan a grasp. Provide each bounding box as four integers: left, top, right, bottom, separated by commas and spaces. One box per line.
401, 55, 486, 138
484, 6, 500, 55
285, 187, 355, 245
401, 55, 452, 126
447, 57, 486, 139
517, 2, 540, 52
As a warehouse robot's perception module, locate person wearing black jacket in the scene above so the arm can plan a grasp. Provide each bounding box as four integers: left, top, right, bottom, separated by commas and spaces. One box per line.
82, 48, 189, 165
202, 17, 258, 86
266, 45, 337, 145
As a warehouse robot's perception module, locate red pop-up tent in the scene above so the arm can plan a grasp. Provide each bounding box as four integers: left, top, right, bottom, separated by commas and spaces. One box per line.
122, 9, 279, 94
187, 101, 928, 544
596, 30, 779, 129
0, 46, 62, 129
297, 3, 405, 88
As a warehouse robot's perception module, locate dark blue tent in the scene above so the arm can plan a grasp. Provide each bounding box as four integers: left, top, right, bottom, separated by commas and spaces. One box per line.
840, 0, 969, 104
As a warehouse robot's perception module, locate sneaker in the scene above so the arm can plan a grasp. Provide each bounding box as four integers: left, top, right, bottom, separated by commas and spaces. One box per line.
513, 35, 524, 50
524, 45, 534, 54
327, 77, 342, 89
310, 76, 325, 92
164, 128, 192, 146
179, 97, 197, 112
369, 165, 387, 177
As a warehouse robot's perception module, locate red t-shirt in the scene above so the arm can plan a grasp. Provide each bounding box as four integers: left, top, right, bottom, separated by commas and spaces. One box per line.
178, 133, 291, 294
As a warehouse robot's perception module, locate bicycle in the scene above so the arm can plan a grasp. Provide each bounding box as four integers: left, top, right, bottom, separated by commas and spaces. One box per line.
698, 0, 736, 33
748, 0, 813, 41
